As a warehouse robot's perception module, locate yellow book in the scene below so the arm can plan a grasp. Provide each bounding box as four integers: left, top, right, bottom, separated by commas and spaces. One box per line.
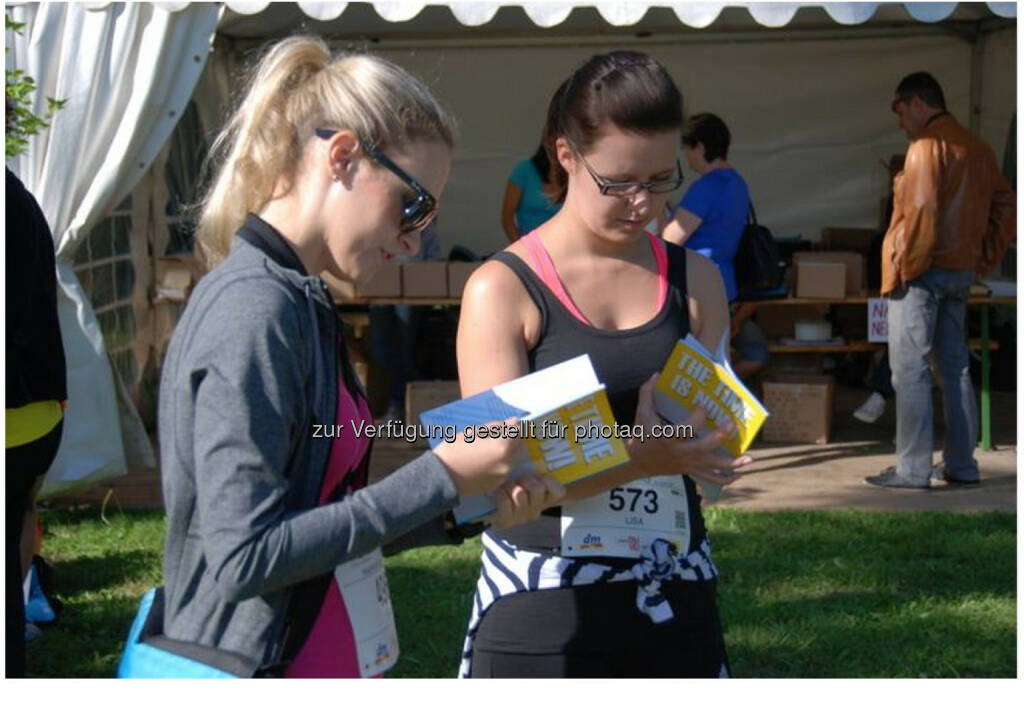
420, 355, 630, 523
654, 333, 768, 497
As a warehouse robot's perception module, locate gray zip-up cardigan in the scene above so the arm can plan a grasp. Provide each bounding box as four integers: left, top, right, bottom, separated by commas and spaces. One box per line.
159, 216, 460, 666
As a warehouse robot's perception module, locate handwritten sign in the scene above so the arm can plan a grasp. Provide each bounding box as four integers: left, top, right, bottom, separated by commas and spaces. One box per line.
867, 298, 888, 342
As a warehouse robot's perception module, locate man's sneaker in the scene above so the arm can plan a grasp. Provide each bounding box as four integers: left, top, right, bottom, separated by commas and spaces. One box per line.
853, 392, 887, 424
865, 466, 930, 490
931, 462, 980, 485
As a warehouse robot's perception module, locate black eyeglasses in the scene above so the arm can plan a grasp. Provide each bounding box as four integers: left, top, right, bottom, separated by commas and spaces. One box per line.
315, 129, 439, 233
570, 143, 685, 197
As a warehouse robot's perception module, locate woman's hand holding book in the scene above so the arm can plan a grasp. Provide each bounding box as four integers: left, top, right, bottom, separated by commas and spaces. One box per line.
630, 374, 753, 485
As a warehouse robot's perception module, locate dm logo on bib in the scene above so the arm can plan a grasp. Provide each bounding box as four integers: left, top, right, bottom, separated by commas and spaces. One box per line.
374, 643, 392, 668
579, 533, 604, 550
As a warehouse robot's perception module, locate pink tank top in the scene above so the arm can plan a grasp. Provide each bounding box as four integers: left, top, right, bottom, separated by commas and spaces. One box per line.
285, 382, 373, 678
520, 230, 668, 327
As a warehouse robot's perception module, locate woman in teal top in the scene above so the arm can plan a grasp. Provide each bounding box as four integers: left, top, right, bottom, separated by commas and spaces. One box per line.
501, 142, 562, 242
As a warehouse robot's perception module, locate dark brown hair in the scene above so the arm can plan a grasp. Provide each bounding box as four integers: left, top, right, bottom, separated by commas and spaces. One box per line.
682, 113, 731, 162
895, 71, 947, 111
546, 51, 684, 203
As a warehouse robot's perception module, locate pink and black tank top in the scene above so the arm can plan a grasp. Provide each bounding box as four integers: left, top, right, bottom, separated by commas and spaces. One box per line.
489, 231, 709, 555
284, 379, 373, 678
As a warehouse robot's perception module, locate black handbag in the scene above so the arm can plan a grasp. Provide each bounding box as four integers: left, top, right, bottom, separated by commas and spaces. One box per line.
735, 203, 785, 295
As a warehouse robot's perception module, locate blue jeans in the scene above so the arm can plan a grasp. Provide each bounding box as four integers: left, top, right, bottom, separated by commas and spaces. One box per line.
733, 319, 770, 364
887, 267, 979, 483
866, 352, 894, 400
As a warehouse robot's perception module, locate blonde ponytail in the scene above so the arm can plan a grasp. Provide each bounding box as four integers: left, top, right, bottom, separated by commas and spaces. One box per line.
197, 36, 457, 267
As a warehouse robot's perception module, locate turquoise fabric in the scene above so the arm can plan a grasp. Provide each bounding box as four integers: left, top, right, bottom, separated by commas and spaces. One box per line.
509, 158, 561, 234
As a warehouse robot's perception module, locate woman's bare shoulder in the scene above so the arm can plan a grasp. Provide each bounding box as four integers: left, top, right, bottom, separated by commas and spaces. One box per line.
461, 248, 530, 311
684, 249, 725, 298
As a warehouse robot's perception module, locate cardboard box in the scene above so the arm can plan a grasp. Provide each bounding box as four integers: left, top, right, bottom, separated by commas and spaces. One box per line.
761, 375, 835, 444
355, 263, 402, 298
820, 227, 878, 256
796, 260, 846, 299
154, 255, 203, 303
447, 262, 482, 298
755, 304, 828, 340
405, 380, 462, 429
794, 251, 866, 296
402, 262, 449, 297
764, 354, 823, 378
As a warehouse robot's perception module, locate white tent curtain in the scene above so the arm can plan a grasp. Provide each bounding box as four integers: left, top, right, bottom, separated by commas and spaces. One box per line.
6, 2, 220, 498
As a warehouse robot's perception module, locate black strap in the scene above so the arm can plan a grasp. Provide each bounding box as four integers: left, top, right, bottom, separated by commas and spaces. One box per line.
747, 201, 758, 226
490, 250, 551, 336
662, 242, 691, 338
139, 587, 265, 677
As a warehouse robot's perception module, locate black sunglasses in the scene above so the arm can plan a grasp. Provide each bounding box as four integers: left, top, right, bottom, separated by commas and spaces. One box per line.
570, 142, 685, 197
315, 129, 439, 233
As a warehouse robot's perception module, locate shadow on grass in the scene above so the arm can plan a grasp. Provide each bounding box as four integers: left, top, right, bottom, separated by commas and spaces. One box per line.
25, 509, 1015, 678
710, 510, 1016, 677
385, 562, 479, 678
27, 592, 140, 678
40, 507, 164, 529
53, 550, 161, 596
723, 588, 1015, 677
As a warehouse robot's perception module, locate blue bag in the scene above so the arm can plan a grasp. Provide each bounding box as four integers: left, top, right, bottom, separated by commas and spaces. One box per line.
118, 588, 260, 678
24, 560, 58, 623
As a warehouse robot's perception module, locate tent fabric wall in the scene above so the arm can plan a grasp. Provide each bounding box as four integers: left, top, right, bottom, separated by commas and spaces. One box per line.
203, 5, 1014, 257
342, 32, 983, 256
6, 2, 220, 497
979, 26, 1016, 161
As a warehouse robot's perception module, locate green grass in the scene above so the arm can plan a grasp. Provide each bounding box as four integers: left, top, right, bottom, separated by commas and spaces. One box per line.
26, 507, 1016, 678
26, 508, 166, 677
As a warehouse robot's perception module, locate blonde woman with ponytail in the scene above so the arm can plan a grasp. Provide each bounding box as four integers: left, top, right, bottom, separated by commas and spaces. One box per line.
122, 37, 562, 679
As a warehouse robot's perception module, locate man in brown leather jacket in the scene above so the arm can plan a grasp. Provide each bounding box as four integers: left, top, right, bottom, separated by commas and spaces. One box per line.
866, 72, 1016, 489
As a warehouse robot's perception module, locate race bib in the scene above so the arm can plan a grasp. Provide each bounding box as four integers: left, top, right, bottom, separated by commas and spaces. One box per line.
560, 476, 691, 559
334, 548, 399, 677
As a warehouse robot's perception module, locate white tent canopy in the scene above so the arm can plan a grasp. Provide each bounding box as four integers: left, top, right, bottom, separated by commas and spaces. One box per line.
5, 2, 1016, 496
216, 2, 1017, 30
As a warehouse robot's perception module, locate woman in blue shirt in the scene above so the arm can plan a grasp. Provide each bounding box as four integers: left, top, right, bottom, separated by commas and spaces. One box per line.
501, 141, 562, 242
663, 113, 768, 380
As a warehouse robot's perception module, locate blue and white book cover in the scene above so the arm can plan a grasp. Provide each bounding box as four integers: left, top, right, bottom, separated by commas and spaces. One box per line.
420, 355, 629, 523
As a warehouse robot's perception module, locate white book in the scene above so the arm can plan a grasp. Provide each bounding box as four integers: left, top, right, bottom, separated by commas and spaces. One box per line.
419, 355, 631, 523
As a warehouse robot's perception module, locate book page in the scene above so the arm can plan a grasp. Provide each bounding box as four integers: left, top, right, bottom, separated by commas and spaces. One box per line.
653, 335, 768, 457
420, 355, 630, 523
